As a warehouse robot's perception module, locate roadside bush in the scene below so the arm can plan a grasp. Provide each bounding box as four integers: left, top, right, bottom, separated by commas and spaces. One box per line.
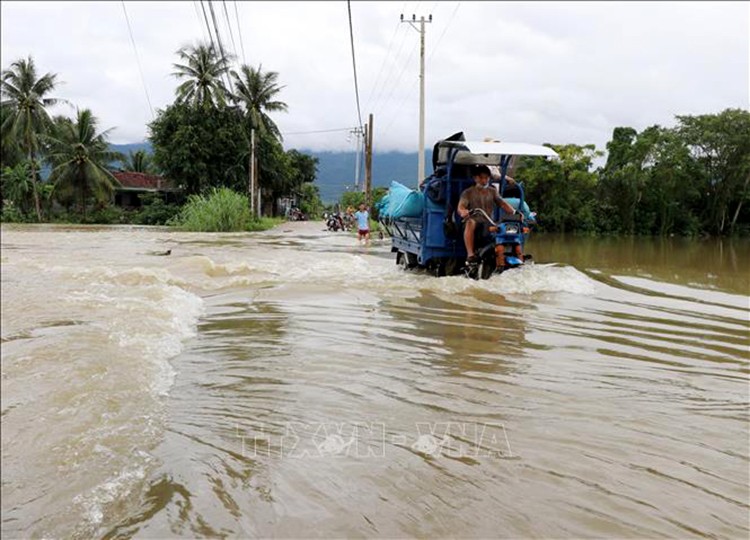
247, 216, 283, 231
134, 193, 181, 225
86, 205, 128, 224
0, 202, 29, 223
170, 187, 252, 232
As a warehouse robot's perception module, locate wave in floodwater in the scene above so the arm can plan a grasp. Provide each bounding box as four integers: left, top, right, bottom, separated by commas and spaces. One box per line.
1, 237, 204, 538
1, 222, 748, 539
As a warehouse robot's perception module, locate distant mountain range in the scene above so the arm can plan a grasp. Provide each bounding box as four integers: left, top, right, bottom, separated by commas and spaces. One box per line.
110, 143, 428, 203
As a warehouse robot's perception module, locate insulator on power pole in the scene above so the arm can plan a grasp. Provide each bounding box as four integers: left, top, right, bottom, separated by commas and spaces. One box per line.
400, 13, 403, 21
412, 14, 415, 21
429, 14, 432, 22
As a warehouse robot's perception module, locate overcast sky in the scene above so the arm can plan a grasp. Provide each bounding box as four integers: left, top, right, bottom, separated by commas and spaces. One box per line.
2, 1, 748, 157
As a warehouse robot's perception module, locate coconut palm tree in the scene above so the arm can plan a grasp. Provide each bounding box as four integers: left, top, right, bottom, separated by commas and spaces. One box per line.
1, 56, 63, 220
45, 109, 123, 218
0, 103, 25, 169
230, 64, 288, 140
1, 161, 34, 214
172, 42, 231, 108
119, 149, 156, 174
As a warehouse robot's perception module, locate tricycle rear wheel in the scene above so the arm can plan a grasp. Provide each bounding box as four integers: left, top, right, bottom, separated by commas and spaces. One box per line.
396, 250, 418, 270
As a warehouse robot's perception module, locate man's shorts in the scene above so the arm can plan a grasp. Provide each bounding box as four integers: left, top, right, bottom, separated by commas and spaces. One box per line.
358, 229, 369, 236
462, 219, 492, 242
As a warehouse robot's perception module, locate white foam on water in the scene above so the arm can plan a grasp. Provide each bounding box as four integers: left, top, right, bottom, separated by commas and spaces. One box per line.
33, 265, 206, 535
487, 263, 600, 295
612, 275, 750, 311
72, 454, 152, 531
62, 265, 204, 396
395, 263, 596, 297
178, 245, 602, 301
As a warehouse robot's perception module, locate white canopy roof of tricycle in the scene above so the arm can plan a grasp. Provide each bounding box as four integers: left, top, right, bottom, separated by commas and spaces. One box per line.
437, 140, 558, 165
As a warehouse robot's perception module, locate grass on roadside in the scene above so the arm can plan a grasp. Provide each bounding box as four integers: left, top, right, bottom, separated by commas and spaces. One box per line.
169, 187, 282, 232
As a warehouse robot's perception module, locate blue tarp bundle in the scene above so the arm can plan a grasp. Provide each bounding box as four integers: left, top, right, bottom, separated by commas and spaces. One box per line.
504, 197, 533, 220
378, 181, 424, 219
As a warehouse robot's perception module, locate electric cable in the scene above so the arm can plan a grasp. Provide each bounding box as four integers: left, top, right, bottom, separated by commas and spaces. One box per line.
221, 0, 239, 63
347, 0, 364, 129
233, 1, 247, 65
207, 0, 234, 93
362, 20, 401, 111
121, 1, 154, 119
428, 2, 461, 64
281, 127, 357, 136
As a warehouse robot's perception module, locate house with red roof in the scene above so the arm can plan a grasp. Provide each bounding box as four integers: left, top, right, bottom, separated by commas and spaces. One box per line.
112, 171, 182, 207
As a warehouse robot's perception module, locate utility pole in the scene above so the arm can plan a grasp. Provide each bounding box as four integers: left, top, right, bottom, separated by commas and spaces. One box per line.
401, 13, 432, 187
350, 126, 365, 190
364, 113, 373, 206
249, 127, 255, 216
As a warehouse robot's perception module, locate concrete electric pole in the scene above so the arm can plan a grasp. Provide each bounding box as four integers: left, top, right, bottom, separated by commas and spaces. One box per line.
350, 126, 365, 190
401, 13, 432, 187
365, 113, 373, 206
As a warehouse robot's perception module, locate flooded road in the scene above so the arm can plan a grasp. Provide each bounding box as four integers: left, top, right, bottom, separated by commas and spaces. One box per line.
2, 222, 748, 538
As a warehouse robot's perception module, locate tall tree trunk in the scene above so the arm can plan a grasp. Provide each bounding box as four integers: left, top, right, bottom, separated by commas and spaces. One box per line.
28, 148, 42, 221
81, 179, 87, 220
729, 172, 749, 232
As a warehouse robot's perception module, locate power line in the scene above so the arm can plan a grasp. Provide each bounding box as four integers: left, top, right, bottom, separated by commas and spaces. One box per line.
428, 2, 461, 64
381, 3, 460, 134
362, 21, 402, 111
233, 1, 247, 65
199, 0, 218, 52
346, 0, 363, 129
373, 43, 417, 119
382, 79, 417, 135
221, 0, 239, 63
282, 127, 357, 136
121, 1, 154, 120
207, 0, 234, 93
192, 1, 209, 42
369, 5, 426, 117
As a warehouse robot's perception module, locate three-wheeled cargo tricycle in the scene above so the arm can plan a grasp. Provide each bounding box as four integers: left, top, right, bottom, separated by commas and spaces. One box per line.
379, 132, 558, 279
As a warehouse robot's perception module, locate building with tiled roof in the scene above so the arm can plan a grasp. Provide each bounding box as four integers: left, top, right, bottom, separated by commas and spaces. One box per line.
112, 171, 182, 207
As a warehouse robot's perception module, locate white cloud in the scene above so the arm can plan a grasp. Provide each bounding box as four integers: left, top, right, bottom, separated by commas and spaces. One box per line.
1, 1, 747, 154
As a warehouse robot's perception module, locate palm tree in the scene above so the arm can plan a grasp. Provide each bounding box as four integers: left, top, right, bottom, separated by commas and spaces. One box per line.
1, 161, 34, 214
172, 42, 231, 108
45, 109, 123, 218
1, 56, 63, 220
119, 149, 155, 174
231, 64, 288, 140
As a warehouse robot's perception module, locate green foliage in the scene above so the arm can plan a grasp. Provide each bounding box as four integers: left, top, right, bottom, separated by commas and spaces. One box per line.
0, 201, 29, 222
247, 216, 284, 231
231, 64, 288, 139
119, 149, 157, 174
1, 56, 63, 220
172, 42, 231, 108
592, 109, 750, 236
132, 192, 181, 225
287, 150, 318, 184
44, 109, 122, 218
339, 190, 365, 209
0, 104, 25, 169
170, 187, 252, 232
149, 102, 248, 195
1, 161, 34, 215
337, 186, 388, 219
516, 143, 601, 234
256, 131, 294, 205
85, 204, 127, 224
507, 109, 750, 237
675, 108, 750, 235
298, 182, 324, 218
